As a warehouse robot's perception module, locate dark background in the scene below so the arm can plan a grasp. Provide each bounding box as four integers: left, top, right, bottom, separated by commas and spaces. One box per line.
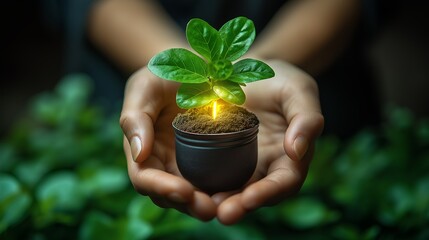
1, 0, 428, 137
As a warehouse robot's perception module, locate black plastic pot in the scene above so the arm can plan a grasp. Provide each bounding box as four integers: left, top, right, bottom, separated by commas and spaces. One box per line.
173, 124, 258, 194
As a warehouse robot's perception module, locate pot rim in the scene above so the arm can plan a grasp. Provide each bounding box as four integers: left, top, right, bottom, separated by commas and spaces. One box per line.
172, 123, 259, 137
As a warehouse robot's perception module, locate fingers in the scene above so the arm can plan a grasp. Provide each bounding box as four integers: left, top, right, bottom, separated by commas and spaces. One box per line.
214, 62, 323, 224
284, 112, 324, 161
216, 194, 245, 225
131, 168, 194, 200
217, 160, 304, 225
128, 158, 217, 221
121, 112, 155, 162
188, 191, 218, 221
211, 191, 237, 206
282, 74, 324, 161
246, 61, 324, 162
151, 191, 217, 221
119, 68, 167, 162
120, 68, 217, 221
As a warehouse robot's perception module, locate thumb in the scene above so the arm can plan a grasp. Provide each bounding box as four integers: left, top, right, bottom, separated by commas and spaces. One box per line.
120, 111, 155, 162
284, 112, 324, 161
119, 68, 161, 163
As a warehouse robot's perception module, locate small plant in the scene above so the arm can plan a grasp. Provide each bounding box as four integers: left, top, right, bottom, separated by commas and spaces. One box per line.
148, 16, 275, 109
148, 16, 274, 193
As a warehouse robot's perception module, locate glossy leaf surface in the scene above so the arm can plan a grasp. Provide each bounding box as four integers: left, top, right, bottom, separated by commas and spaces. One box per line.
213, 81, 245, 105
148, 49, 208, 83
209, 60, 233, 80
228, 59, 275, 83
177, 82, 219, 109
186, 18, 224, 62
219, 17, 255, 61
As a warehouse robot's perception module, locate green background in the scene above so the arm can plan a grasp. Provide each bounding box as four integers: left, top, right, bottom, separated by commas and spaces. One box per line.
1, 74, 428, 240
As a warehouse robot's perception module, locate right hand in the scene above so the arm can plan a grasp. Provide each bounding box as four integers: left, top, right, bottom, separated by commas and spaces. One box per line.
119, 67, 217, 221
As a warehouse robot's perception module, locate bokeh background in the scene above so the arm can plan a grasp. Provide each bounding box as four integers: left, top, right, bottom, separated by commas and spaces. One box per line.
1, 0, 428, 239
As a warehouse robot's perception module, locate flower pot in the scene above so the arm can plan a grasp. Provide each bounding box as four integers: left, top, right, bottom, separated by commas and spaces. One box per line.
173, 124, 258, 194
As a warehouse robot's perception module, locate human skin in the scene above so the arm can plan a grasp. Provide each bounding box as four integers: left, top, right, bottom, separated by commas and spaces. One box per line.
88, 0, 359, 75
88, 0, 357, 224
120, 60, 323, 224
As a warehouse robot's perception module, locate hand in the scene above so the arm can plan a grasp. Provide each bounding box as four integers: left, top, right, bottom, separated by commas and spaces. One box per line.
120, 60, 323, 224
120, 67, 217, 221
212, 60, 324, 224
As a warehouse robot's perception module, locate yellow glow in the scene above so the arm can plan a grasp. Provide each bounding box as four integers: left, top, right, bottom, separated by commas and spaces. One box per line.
212, 101, 218, 119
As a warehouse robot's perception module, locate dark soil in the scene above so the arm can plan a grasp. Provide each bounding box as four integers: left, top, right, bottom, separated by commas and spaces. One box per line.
173, 102, 259, 134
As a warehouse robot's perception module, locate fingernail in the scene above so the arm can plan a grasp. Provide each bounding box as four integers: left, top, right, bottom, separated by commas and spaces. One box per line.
294, 136, 308, 161
168, 192, 187, 203
130, 136, 141, 162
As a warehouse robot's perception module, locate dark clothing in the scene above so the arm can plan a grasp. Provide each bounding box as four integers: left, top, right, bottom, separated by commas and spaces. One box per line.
158, 0, 382, 138
42, 0, 381, 138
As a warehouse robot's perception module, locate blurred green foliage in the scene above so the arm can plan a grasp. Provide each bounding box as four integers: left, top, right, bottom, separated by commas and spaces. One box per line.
1, 74, 428, 239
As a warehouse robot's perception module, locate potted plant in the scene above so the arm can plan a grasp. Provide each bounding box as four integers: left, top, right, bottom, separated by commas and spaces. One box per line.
148, 16, 274, 194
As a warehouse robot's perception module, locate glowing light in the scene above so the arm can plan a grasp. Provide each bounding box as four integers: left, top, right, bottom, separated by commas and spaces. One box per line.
212, 101, 218, 119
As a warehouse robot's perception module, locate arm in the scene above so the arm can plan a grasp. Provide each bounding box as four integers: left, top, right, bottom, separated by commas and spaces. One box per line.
87, 0, 326, 224
89, 0, 217, 221
249, 0, 360, 75
87, 0, 188, 72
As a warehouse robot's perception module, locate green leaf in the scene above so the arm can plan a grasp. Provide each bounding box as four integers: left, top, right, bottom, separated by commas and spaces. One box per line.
219, 17, 255, 61
79, 211, 120, 240
124, 217, 153, 240
36, 172, 84, 213
186, 18, 224, 62
194, 221, 265, 240
228, 59, 275, 83
0, 174, 31, 233
213, 81, 245, 105
281, 197, 339, 229
209, 60, 233, 80
15, 160, 50, 188
151, 212, 200, 238
56, 74, 93, 107
79, 165, 129, 196
0, 144, 15, 172
177, 82, 219, 109
148, 49, 209, 83
127, 197, 163, 223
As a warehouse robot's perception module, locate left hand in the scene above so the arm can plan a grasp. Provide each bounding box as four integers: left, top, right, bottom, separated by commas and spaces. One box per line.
212, 60, 324, 225
120, 67, 217, 221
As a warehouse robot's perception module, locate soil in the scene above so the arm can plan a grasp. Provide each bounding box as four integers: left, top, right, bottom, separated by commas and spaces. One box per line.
173, 102, 259, 134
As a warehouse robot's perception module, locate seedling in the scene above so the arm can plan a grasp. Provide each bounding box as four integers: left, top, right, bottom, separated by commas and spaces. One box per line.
148, 16, 275, 109
147, 17, 273, 192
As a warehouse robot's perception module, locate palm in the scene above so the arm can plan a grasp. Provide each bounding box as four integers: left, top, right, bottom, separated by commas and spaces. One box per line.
150, 100, 181, 177
130, 71, 181, 175
122, 61, 323, 223
244, 60, 308, 185
213, 60, 324, 224
245, 95, 290, 186
122, 69, 217, 221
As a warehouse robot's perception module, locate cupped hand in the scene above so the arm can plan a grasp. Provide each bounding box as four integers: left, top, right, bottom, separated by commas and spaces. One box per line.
212, 60, 324, 225
120, 60, 324, 224
120, 67, 217, 221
